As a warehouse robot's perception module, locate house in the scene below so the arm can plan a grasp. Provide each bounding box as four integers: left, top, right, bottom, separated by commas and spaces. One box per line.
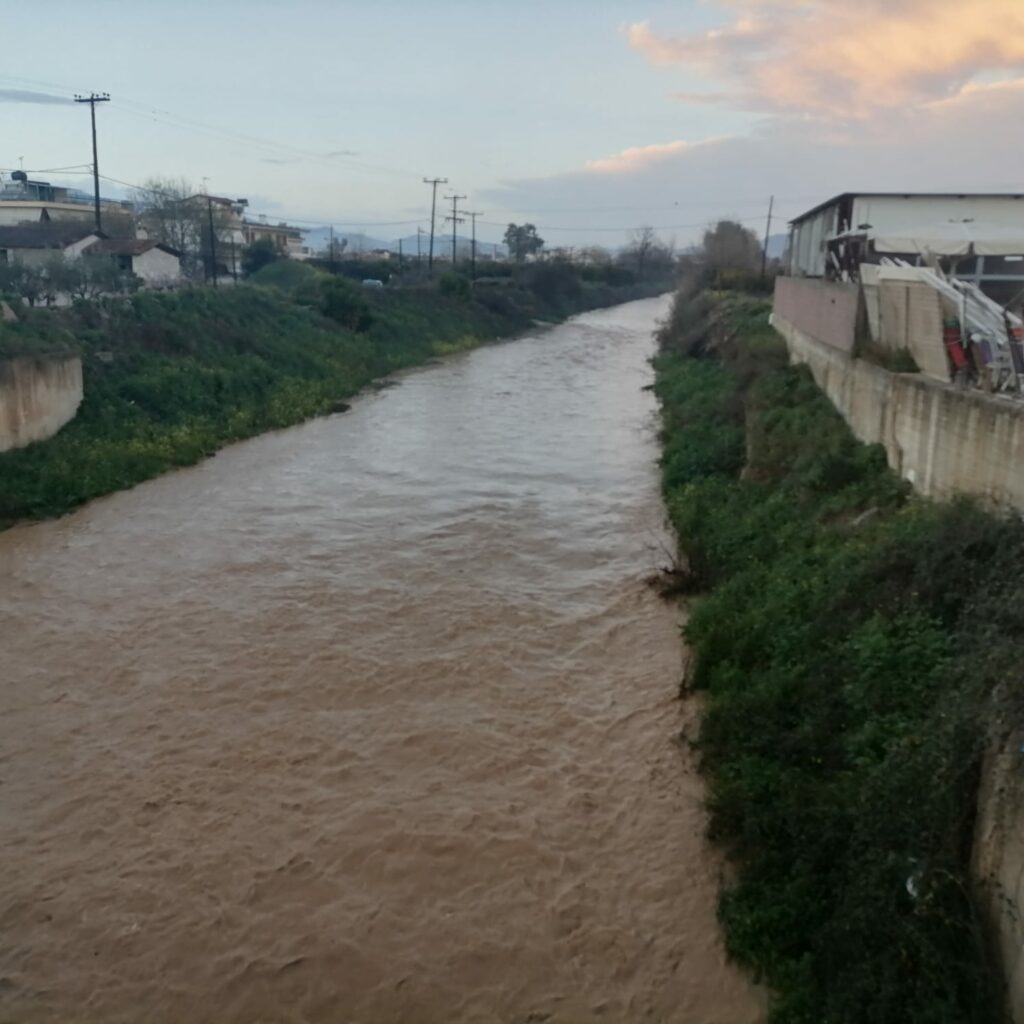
0, 222, 103, 265
0, 173, 133, 231
84, 238, 182, 286
788, 192, 1024, 296
241, 217, 306, 259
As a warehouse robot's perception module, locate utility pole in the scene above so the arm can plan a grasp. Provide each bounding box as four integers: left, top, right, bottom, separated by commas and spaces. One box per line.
444, 193, 466, 268
422, 177, 447, 276
74, 92, 110, 234
206, 194, 219, 288
398, 237, 404, 272
761, 194, 775, 281
464, 210, 482, 280
416, 226, 425, 266
329, 224, 336, 273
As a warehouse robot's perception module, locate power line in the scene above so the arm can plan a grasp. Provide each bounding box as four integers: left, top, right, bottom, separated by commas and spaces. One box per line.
444, 193, 466, 266
423, 177, 448, 276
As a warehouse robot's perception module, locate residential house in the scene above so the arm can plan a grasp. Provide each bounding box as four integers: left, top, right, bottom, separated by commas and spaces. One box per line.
0, 222, 103, 265
0, 173, 134, 233
242, 217, 307, 259
85, 238, 182, 286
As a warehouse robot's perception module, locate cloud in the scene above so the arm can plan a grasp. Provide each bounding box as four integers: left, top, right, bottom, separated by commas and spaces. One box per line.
586, 140, 691, 173
0, 89, 73, 106
626, 1, 1024, 118
323, 149, 359, 159
480, 79, 1024, 246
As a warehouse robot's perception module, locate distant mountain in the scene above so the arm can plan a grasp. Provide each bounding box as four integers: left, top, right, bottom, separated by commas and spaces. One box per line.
299, 226, 506, 260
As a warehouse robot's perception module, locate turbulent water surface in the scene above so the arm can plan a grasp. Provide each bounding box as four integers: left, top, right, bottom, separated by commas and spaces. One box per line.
0, 296, 761, 1023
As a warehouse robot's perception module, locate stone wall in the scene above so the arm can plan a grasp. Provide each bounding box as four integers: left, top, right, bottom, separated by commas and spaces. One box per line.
0, 356, 83, 452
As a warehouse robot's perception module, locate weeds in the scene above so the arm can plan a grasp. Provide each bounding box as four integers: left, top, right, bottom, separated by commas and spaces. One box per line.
656, 287, 1013, 1023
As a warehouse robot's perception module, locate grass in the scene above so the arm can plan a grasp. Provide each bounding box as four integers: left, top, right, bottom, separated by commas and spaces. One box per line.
0, 270, 671, 526
655, 286, 1018, 1023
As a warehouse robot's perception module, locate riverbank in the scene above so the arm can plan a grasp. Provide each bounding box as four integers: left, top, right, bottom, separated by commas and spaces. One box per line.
0, 271, 667, 526
655, 285, 1022, 1022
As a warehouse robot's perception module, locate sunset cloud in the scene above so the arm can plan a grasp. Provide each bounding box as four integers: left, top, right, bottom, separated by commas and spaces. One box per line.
626, 1, 1024, 118
586, 140, 693, 173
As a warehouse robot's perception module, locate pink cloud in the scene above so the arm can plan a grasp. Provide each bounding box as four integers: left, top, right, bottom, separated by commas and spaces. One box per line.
586, 139, 701, 173
626, 1, 1024, 118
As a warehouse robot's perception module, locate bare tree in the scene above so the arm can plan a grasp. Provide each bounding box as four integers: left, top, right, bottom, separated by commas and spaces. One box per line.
621, 226, 675, 280
132, 177, 235, 280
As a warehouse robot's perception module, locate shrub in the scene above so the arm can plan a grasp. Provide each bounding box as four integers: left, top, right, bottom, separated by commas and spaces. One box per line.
319, 277, 373, 332
656, 286, 1005, 1023
438, 271, 470, 300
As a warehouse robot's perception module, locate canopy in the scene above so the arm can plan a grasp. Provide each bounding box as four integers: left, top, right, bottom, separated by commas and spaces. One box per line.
868, 221, 1024, 257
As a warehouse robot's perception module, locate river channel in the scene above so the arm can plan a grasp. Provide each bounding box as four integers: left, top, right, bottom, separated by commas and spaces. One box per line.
0, 296, 761, 1022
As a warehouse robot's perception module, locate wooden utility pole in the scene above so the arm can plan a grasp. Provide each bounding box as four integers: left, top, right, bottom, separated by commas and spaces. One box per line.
444, 193, 466, 268
464, 210, 482, 280
398, 237, 403, 271
416, 226, 425, 266
206, 194, 219, 288
422, 177, 448, 276
761, 194, 775, 280
329, 224, 336, 273
74, 92, 110, 234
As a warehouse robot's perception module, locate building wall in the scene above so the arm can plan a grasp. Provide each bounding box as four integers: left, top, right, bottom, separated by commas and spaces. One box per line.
132, 247, 182, 285
772, 276, 860, 353
789, 195, 1024, 278
0, 356, 83, 452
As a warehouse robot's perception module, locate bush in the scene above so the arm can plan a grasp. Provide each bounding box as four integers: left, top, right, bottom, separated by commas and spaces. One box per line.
438, 271, 470, 300
656, 287, 1005, 1023
242, 238, 280, 277
319, 277, 373, 332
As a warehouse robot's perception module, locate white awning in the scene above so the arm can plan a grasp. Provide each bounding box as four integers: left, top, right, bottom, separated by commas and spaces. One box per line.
869, 222, 1024, 256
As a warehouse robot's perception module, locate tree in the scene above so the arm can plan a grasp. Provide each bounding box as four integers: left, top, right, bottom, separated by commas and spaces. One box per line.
41, 254, 83, 305
620, 226, 674, 281
503, 223, 544, 263
0, 260, 45, 307
700, 219, 761, 277
242, 238, 279, 277
579, 245, 612, 266
132, 177, 236, 281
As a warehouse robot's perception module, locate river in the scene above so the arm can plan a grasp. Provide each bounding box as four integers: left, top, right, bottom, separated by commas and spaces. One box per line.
0, 296, 761, 1023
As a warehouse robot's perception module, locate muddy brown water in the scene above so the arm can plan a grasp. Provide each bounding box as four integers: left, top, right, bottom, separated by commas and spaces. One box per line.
0, 297, 761, 1023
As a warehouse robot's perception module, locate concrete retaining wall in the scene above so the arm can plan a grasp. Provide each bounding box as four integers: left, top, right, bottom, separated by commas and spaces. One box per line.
772, 276, 860, 355
0, 356, 83, 452
772, 314, 1024, 510
974, 727, 1024, 1024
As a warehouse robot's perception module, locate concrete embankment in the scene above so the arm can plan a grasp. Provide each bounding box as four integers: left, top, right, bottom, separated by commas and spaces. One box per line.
771, 276, 1024, 1022
0, 356, 82, 452
772, 277, 1024, 511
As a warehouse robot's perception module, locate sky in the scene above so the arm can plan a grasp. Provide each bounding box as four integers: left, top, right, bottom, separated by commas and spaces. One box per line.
3, 0, 1023, 249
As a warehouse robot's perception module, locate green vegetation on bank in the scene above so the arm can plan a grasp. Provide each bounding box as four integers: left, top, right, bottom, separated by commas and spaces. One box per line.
656, 285, 1019, 1023
0, 264, 668, 526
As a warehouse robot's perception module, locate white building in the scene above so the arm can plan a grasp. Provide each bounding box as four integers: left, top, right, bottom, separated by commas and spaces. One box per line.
85, 238, 183, 286
0, 174, 133, 229
788, 192, 1024, 278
